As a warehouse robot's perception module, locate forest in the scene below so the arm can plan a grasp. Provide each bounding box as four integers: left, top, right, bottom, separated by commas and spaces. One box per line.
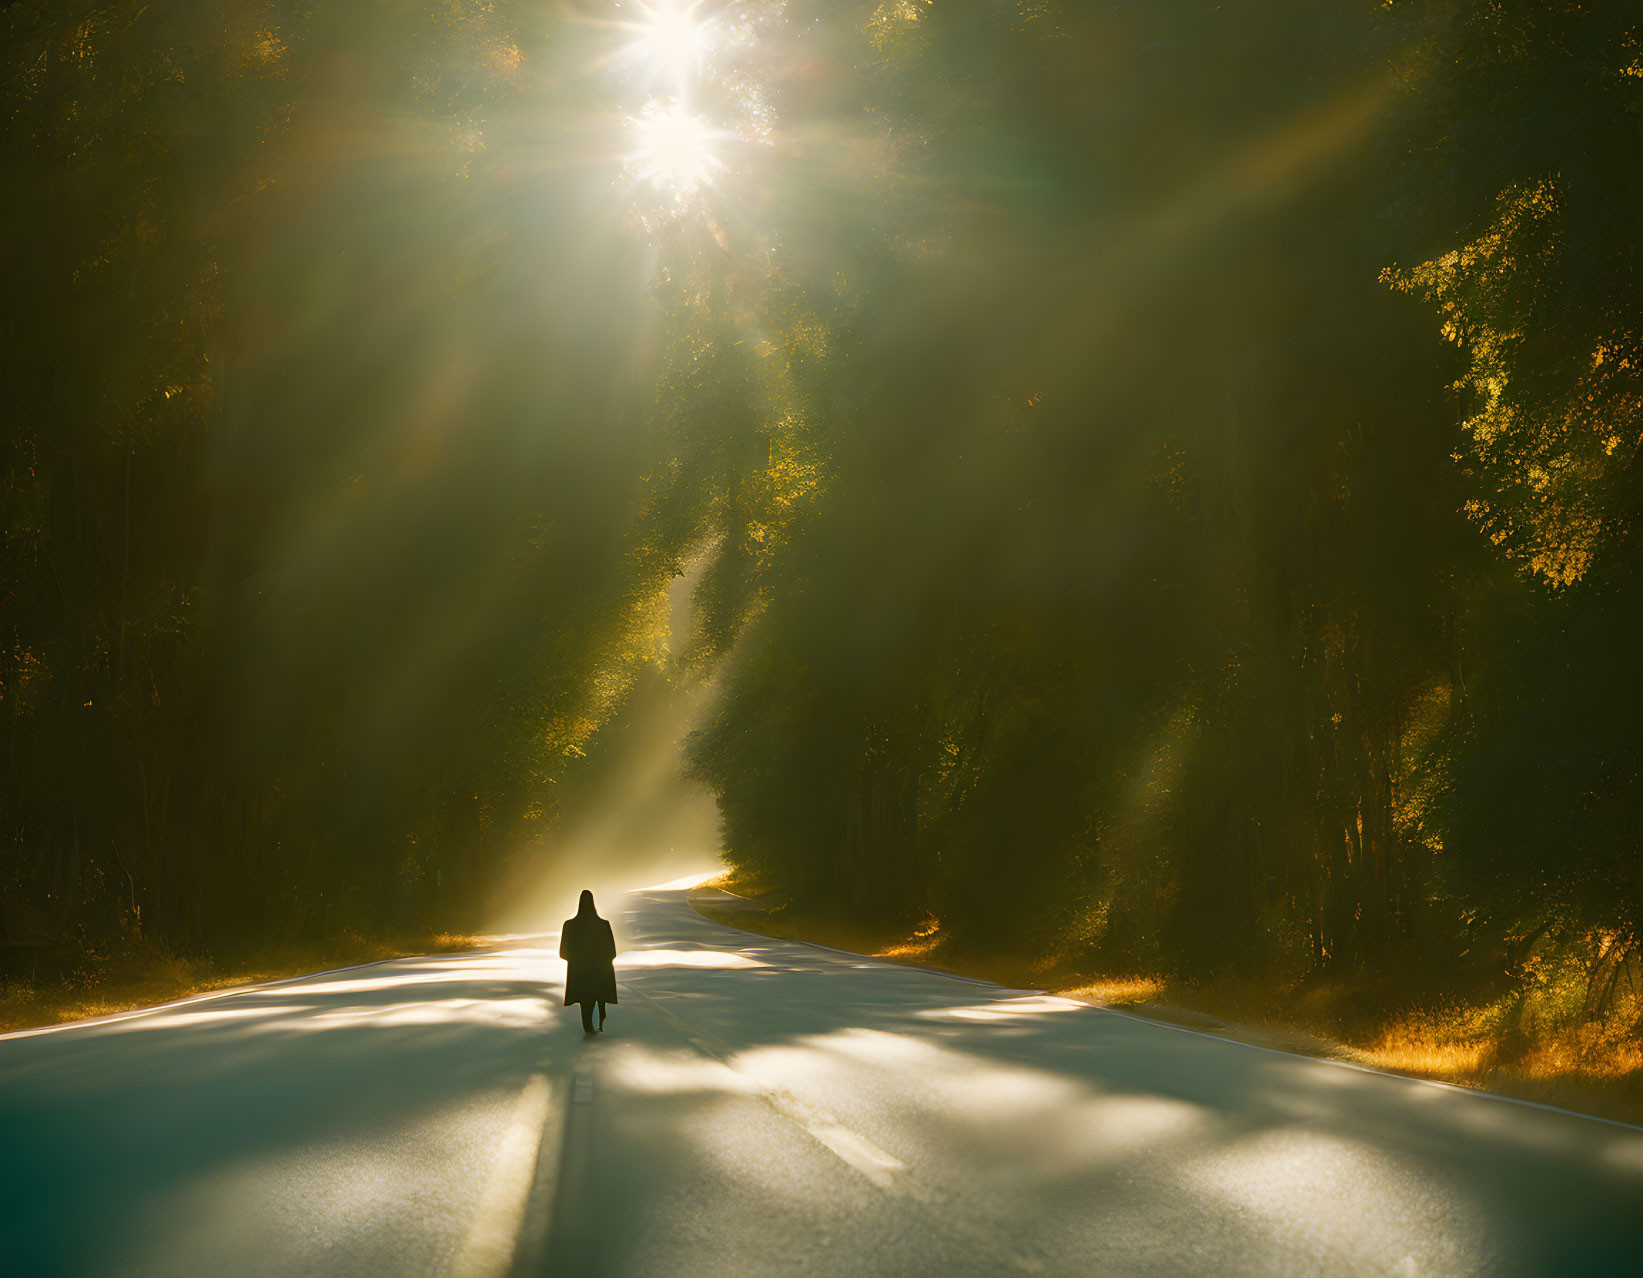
2, 1, 1640, 1063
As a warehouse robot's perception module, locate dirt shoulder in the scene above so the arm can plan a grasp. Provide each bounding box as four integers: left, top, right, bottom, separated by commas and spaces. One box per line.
689, 881, 1643, 1129
0, 930, 487, 1036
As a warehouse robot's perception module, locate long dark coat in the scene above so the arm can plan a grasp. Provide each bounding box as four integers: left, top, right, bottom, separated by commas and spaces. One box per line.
560, 913, 618, 1006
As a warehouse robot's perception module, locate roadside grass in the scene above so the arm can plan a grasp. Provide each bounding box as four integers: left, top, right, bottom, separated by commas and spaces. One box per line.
1118, 970, 1643, 1126
0, 930, 484, 1036
691, 874, 1643, 1128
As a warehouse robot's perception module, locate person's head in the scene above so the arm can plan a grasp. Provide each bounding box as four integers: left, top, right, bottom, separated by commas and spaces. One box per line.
577, 889, 597, 918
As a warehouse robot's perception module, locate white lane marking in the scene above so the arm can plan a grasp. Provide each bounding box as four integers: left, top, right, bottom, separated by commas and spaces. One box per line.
450, 1071, 556, 1278
628, 985, 908, 1191
772, 1093, 907, 1190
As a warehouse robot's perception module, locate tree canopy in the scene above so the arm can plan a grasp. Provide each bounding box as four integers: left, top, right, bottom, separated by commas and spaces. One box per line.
3, 1, 1639, 1016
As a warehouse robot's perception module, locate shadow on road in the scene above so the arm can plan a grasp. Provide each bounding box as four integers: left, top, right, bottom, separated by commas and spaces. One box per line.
4, 891, 1642, 1276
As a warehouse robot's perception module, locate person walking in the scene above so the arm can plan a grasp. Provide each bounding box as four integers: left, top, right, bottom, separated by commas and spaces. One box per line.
560, 889, 618, 1033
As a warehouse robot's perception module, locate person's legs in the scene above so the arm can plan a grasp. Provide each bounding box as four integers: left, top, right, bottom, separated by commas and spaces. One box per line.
579, 1001, 595, 1033
597, 1001, 607, 1030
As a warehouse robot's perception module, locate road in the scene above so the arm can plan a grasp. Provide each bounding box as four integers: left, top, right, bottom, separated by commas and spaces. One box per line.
3, 886, 1641, 1276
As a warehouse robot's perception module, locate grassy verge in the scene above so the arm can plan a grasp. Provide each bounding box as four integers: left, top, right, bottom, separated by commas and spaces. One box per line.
0, 930, 485, 1036
690, 876, 1643, 1128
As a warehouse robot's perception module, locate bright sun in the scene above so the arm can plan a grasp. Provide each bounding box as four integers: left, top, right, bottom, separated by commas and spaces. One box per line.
622, 0, 714, 86
628, 97, 723, 198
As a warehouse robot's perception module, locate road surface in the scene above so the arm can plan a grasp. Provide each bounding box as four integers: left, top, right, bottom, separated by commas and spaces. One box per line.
3, 886, 1641, 1276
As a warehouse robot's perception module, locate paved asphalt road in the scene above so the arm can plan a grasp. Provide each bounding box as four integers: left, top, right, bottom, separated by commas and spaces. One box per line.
3, 886, 1641, 1277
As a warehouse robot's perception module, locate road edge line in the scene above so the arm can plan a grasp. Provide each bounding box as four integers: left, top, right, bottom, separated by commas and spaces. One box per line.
682, 889, 1643, 1137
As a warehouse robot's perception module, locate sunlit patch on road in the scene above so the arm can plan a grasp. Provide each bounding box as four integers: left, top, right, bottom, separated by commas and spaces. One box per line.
1181, 1127, 1479, 1273
636, 870, 722, 891
617, 948, 766, 969
79, 946, 568, 1039
915, 994, 1090, 1022
604, 1040, 758, 1095
111, 1004, 309, 1032
756, 1025, 1212, 1173
287, 995, 553, 1033
451, 1071, 556, 1278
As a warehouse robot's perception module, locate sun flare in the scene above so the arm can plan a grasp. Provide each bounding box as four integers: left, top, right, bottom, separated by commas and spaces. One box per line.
620, 0, 715, 88
627, 97, 724, 198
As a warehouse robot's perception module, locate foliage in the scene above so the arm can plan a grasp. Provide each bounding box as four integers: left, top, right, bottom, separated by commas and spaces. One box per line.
0, 0, 670, 964
3, 0, 1639, 1026
665, 0, 1642, 1008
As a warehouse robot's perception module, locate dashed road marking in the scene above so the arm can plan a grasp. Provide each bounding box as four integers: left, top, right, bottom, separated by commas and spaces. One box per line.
626, 981, 1046, 1271
628, 984, 908, 1189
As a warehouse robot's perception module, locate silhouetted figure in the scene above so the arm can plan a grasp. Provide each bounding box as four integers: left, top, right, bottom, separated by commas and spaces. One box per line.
560, 889, 618, 1033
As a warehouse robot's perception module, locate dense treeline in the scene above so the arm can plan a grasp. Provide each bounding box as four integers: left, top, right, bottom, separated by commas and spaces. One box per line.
1, 1, 669, 966
4, 0, 1640, 1022
664, 0, 1642, 1002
